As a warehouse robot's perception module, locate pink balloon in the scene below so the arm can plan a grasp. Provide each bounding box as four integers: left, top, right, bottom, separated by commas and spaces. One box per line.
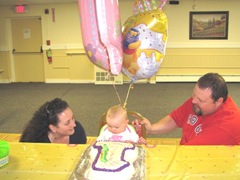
159, 0, 168, 10
78, 0, 123, 75
96, 0, 123, 75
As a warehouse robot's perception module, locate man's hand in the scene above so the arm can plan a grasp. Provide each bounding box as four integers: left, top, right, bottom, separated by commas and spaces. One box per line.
132, 118, 152, 134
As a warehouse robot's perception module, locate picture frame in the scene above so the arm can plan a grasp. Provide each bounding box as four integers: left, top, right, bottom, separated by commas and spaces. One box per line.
189, 11, 229, 40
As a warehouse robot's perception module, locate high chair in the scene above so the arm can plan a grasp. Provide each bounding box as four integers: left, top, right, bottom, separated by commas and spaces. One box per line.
99, 111, 146, 138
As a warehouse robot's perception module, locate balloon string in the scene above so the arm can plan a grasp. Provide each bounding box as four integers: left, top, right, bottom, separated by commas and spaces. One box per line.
123, 83, 133, 109
106, 72, 122, 106
112, 83, 122, 106
106, 73, 133, 110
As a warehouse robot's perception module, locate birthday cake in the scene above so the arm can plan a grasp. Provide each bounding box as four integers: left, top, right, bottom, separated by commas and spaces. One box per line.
69, 141, 145, 180
0, 140, 10, 168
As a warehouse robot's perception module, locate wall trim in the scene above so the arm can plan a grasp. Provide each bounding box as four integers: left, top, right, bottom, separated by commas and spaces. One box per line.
42, 44, 84, 50
41, 43, 240, 50
167, 42, 240, 48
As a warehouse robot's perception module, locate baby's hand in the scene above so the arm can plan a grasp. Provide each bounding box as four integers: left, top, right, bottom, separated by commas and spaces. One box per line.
138, 137, 146, 145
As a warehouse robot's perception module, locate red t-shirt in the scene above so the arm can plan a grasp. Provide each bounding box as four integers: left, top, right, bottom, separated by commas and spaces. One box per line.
170, 96, 240, 145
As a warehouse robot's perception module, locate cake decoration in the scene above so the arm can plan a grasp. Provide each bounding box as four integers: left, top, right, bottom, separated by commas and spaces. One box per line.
69, 141, 145, 180
92, 141, 135, 172
100, 143, 109, 163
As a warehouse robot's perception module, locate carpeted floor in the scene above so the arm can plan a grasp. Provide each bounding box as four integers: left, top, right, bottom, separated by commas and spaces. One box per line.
0, 82, 239, 138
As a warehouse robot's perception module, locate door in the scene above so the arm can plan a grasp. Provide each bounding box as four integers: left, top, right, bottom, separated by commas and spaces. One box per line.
11, 17, 44, 82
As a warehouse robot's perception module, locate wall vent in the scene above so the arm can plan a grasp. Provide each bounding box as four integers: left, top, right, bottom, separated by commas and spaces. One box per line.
94, 66, 123, 85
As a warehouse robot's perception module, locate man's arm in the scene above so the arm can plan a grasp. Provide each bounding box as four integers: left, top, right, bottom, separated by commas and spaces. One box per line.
142, 115, 178, 135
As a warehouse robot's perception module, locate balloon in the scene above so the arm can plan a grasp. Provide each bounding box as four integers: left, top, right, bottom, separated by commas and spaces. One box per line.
78, 0, 123, 75
95, 0, 123, 75
133, 0, 157, 14
159, 0, 168, 10
122, 1, 168, 82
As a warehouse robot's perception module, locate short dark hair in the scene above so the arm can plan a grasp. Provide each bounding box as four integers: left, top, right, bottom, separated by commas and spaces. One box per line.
197, 73, 228, 102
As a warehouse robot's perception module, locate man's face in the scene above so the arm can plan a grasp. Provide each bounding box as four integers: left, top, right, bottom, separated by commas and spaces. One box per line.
191, 85, 221, 116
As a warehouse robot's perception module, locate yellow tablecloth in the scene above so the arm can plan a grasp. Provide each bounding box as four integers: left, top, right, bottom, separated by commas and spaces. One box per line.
0, 133, 180, 145
0, 133, 99, 144
0, 133, 21, 142
1, 142, 240, 179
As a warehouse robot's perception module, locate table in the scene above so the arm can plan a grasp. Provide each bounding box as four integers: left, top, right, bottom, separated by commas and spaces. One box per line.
1, 142, 240, 179
0, 133, 181, 145
0, 133, 99, 144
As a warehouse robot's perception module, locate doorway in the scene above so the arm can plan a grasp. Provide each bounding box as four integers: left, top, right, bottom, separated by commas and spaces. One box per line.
11, 17, 44, 82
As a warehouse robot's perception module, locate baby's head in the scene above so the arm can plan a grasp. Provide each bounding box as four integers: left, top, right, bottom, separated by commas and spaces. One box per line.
106, 105, 128, 134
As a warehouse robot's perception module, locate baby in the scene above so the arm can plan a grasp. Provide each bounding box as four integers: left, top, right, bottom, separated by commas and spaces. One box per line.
97, 105, 146, 144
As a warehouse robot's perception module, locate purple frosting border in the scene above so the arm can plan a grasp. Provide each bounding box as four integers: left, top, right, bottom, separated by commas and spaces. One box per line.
92, 142, 135, 172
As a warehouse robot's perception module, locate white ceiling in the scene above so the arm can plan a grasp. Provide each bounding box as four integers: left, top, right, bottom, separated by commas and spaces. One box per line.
0, 0, 78, 6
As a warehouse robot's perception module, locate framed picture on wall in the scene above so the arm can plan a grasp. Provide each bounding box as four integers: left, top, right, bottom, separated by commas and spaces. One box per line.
189, 11, 229, 40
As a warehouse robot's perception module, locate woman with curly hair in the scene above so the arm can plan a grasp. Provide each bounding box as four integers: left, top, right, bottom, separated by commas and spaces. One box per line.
20, 98, 86, 144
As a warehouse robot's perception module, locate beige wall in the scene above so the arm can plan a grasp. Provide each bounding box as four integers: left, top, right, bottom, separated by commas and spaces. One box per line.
0, 0, 239, 83
0, 51, 10, 83
43, 49, 94, 83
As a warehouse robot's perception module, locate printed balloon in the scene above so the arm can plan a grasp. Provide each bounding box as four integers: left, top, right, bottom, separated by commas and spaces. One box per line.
122, 0, 168, 82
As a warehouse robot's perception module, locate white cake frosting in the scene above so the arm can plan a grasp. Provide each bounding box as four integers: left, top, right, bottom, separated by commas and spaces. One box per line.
69, 141, 145, 180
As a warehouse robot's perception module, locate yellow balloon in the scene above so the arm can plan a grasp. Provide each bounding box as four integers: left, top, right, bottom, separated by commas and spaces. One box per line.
122, 9, 168, 82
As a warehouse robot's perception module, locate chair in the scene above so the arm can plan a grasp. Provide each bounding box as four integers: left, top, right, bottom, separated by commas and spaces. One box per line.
99, 111, 146, 138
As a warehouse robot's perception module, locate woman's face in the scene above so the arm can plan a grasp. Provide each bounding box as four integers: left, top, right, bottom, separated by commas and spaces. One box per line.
54, 107, 76, 136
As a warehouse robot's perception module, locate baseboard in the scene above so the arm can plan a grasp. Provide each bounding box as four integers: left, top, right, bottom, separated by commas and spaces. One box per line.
0, 79, 10, 83
70, 80, 95, 84
45, 79, 95, 83
123, 79, 148, 84
156, 75, 240, 82
223, 75, 240, 82
2, 76, 239, 84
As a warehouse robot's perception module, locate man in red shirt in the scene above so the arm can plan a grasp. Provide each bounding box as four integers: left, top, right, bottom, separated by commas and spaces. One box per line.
139, 72, 240, 145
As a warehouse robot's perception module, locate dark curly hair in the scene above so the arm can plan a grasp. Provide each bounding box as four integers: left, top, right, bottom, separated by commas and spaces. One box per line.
19, 98, 69, 142
197, 73, 228, 103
